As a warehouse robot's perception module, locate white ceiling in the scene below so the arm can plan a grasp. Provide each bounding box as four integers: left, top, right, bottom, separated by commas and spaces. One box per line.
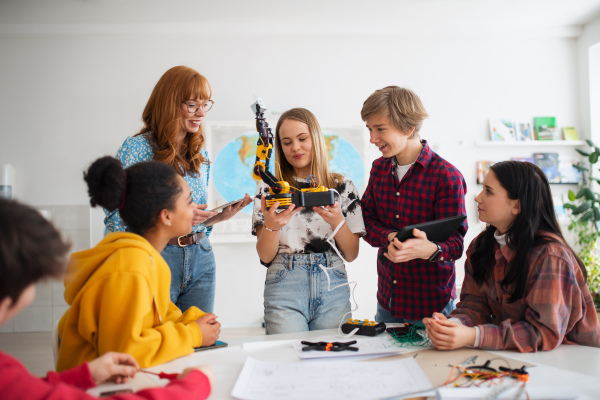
1, 0, 600, 35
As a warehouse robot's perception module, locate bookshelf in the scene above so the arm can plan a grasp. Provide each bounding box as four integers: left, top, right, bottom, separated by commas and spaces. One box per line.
474, 140, 586, 187
475, 140, 586, 147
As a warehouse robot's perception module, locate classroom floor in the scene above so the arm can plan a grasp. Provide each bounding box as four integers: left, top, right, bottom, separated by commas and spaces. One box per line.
0, 327, 265, 377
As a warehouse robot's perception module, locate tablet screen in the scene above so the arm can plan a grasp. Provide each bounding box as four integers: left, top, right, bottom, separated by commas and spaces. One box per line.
210, 198, 244, 212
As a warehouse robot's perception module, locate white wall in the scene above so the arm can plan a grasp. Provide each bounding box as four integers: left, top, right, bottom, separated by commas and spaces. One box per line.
578, 14, 600, 142
0, 25, 586, 328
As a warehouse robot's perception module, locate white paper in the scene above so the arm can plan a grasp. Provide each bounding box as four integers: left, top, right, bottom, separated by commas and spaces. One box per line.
292, 333, 420, 359
231, 356, 432, 400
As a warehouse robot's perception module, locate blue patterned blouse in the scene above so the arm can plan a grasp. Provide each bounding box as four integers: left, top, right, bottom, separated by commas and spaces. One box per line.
104, 132, 212, 236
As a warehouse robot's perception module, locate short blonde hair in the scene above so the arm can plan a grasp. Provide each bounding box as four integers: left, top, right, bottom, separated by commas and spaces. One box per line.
361, 86, 428, 136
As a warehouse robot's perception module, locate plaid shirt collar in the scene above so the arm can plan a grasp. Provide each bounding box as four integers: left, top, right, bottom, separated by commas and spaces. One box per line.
388, 139, 433, 171
496, 242, 515, 264
495, 231, 564, 265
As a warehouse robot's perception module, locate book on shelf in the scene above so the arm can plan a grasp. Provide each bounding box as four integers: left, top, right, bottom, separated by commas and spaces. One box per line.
552, 194, 568, 223
533, 152, 560, 183
559, 159, 583, 184
511, 156, 534, 164
476, 161, 494, 184
562, 127, 579, 141
489, 119, 516, 141
534, 116, 559, 140
516, 122, 533, 141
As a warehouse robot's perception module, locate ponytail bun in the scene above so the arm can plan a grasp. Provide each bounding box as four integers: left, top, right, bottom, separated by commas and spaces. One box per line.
83, 156, 126, 211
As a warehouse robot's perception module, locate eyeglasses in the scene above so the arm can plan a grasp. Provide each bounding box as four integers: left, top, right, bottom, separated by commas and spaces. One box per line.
182, 100, 214, 114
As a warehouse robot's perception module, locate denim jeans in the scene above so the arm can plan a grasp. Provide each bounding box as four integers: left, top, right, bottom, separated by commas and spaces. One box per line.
264, 251, 351, 335
162, 234, 216, 313
375, 298, 455, 324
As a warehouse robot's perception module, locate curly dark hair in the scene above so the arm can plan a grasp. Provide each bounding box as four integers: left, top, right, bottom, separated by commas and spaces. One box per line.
83, 156, 182, 235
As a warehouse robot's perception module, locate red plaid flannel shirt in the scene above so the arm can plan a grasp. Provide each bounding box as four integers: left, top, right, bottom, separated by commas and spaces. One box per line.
452, 233, 600, 352
361, 140, 468, 320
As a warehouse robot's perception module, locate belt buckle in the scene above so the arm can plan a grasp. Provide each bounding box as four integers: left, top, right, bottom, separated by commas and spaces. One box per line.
177, 235, 190, 248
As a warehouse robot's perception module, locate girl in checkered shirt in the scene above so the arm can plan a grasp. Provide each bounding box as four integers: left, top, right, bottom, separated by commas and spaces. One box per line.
424, 161, 600, 352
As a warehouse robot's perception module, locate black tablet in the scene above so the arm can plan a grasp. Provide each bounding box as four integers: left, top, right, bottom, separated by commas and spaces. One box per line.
393, 215, 467, 242
379, 215, 467, 261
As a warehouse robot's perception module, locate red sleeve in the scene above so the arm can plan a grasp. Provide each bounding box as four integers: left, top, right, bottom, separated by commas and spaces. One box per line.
44, 362, 96, 390
361, 161, 395, 248
0, 351, 211, 400
135, 370, 211, 400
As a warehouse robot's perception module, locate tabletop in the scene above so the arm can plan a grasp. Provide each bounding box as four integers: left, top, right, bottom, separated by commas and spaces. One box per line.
87, 328, 600, 399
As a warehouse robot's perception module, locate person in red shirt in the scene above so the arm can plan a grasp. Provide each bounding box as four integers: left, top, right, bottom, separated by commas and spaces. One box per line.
361, 86, 468, 324
0, 197, 213, 399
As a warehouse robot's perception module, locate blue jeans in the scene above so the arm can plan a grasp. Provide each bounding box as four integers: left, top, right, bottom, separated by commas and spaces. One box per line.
375, 298, 455, 324
264, 251, 351, 335
162, 234, 216, 313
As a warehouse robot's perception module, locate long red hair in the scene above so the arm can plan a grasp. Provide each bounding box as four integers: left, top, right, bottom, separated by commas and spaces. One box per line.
135, 66, 212, 175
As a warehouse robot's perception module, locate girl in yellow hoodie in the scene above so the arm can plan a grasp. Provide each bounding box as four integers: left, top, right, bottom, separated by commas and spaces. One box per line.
57, 156, 221, 372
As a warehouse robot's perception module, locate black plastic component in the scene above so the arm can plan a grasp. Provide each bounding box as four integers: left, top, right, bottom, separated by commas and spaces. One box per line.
267, 190, 335, 209
341, 321, 386, 336
294, 191, 335, 208
301, 340, 359, 352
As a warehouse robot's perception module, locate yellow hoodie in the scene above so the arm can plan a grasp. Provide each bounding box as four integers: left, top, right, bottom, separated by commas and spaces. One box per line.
56, 232, 205, 372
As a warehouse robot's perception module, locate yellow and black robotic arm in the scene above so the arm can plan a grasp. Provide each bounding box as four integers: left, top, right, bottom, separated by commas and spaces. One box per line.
251, 97, 335, 209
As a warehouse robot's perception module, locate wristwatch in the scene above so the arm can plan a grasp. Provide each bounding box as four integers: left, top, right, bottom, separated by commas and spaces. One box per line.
428, 242, 442, 262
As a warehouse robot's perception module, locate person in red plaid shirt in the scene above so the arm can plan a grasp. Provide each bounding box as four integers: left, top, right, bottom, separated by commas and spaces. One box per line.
424, 161, 600, 351
360, 86, 468, 323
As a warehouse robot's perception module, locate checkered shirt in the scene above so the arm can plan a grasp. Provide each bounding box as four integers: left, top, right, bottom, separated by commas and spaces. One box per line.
361, 140, 468, 320
452, 233, 600, 351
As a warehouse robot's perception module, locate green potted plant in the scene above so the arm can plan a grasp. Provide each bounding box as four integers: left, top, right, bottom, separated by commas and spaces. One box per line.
563, 139, 600, 310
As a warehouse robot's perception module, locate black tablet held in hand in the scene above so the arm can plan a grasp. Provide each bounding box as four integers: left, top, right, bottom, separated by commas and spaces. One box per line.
393, 215, 467, 242
379, 215, 467, 262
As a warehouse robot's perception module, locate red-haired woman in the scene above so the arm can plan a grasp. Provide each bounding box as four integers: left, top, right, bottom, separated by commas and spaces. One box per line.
105, 66, 251, 313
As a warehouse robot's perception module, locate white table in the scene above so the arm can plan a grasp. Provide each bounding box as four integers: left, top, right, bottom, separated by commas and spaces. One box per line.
88, 329, 600, 399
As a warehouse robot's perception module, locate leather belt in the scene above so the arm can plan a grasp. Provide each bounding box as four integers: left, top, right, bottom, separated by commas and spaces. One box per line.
167, 232, 205, 247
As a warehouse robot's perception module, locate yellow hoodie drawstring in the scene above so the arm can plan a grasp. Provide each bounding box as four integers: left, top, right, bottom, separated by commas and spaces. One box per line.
149, 256, 162, 324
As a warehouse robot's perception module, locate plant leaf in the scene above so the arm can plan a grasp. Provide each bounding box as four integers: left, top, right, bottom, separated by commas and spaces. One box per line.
573, 200, 592, 215
564, 203, 576, 210
568, 190, 576, 201
576, 189, 587, 199
573, 164, 589, 172
581, 187, 595, 201
586, 139, 595, 147
576, 148, 591, 156
594, 206, 600, 221
590, 152, 599, 164
581, 210, 594, 222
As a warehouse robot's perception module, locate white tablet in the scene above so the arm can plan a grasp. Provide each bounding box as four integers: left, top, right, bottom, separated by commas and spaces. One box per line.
210, 198, 245, 212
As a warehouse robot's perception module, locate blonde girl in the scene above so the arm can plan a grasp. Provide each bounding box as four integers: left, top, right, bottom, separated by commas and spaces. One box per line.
252, 108, 366, 334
